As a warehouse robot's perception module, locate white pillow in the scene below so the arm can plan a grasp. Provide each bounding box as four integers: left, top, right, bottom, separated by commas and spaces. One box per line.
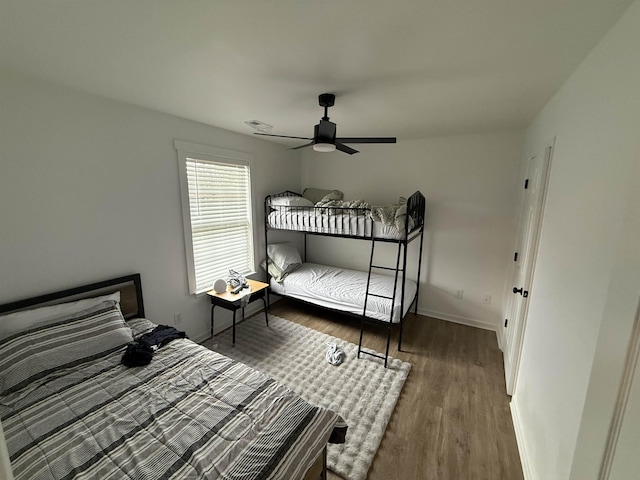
261, 258, 289, 283
270, 196, 314, 208
267, 243, 302, 273
0, 291, 121, 341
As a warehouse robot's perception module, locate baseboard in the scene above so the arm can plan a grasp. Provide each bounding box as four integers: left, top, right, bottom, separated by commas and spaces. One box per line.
193, 300, 270, 344
510, 399, 533, 480
418, 307, 500, 334
497, 327, 505, 351
201, 300, 501, 348
239, 300, 502, 347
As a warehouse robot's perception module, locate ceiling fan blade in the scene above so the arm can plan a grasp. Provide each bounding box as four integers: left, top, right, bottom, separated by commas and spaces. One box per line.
336, 137, 397, 144
335, 142, 358, 155
290, 141, 315, 151
254, 133, 313, 140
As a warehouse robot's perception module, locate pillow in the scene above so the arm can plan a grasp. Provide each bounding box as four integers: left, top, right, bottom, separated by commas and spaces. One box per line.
302, 188, 343, 204
267, 243, 302, 273
317, 190, 344, 204
0, 291, 121, 341
0, 300, 133, 394
261, 258, 289, 283
128, 317, 157, 339
270, 196, 314, 208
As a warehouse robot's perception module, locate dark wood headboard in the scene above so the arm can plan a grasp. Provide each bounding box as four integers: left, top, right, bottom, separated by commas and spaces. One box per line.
0, 274, 145, 320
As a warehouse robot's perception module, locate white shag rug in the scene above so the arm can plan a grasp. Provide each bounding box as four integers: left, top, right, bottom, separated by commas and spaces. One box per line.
203, 314, 411, 480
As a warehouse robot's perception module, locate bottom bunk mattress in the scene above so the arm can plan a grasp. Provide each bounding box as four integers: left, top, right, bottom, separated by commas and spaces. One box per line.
270, 262, 417, 323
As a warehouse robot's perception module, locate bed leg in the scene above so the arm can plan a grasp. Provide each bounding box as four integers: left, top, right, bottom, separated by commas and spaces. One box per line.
398, 319, 403, 352
384, 325, 391, 368
321, 446, 327, 480
357, 317, 365, 359
262, 296, 269, 327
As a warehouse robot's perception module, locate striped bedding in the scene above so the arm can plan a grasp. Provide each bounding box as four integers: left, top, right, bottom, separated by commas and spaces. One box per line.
267, 210, 406, 239
1, 313, 342, 479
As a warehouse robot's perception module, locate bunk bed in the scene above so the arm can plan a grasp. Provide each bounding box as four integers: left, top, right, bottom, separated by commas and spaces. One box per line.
264, 189, 426, 367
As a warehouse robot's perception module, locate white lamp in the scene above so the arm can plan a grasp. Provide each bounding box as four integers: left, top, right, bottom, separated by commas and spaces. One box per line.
0, 420, 14, 480
313, 141, 336, 153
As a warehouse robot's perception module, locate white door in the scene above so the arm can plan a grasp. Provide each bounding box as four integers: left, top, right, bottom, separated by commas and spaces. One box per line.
602, 302, 640, 480
503, 145, 552, 395
607, 350, 640, 480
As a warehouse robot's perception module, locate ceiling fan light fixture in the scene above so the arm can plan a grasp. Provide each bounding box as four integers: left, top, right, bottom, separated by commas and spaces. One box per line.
313, 141, 336, 153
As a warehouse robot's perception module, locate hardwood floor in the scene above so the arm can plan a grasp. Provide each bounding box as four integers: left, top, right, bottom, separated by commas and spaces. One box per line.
268, 299, 524, 480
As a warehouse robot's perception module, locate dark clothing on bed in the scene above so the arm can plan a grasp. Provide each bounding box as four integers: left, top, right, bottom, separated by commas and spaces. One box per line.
122, 325, 187, 367
139, 325, 188, 348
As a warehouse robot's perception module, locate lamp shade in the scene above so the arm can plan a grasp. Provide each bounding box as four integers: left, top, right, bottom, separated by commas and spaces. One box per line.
313, 141, 336, 153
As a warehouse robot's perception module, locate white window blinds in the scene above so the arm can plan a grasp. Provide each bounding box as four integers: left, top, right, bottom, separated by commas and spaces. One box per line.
176, 141, 254, 294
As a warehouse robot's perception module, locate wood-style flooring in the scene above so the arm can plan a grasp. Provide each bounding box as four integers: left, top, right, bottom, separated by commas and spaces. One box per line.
268, 298, 524, 480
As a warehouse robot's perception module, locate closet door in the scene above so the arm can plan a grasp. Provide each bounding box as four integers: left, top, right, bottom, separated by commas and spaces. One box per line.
503, 144, 552, 395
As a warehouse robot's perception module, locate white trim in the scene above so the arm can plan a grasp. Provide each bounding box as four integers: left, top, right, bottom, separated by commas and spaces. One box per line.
496, 327, 504, 351
192, 299, 273, 344
197, 302, 503, 349
504, 139, 555, 395
175, 140, 255, 295
418, 307, 503, 349
418, 307, 499, 333
598, 297, 640, 480
174, 140, 252, 164
510, 399, 533, 480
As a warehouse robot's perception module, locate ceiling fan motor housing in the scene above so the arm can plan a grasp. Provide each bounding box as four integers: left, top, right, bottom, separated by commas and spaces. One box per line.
314, 120, 336, 144
318, 93, 335, 108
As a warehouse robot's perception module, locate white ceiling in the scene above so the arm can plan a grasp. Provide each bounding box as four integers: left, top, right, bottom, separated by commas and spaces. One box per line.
0, 0, 633, 145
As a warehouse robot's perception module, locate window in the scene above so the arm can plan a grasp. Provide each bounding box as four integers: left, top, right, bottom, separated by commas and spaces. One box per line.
175, 141, 255, 294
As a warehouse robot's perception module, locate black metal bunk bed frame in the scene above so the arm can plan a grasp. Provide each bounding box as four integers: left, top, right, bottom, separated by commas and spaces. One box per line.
264, 190, 426, 367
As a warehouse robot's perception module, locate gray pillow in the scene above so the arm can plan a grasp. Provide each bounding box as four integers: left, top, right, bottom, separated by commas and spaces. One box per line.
302, 188, 344, 205
0, 301, 133, 394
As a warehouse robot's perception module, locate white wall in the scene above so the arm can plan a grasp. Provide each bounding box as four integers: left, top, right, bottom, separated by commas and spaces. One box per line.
0, 70, 524, 339
301, 131, 524, 331
511, 1, 640, 479
0, 70, 300, 340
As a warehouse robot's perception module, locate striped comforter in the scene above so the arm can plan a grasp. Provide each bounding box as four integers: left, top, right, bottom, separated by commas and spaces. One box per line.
1, 318, 341, 479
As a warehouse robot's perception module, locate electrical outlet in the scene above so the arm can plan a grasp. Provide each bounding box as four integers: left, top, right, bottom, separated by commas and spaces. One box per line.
482, 295, 492, 305
173, 312, 182, 324
455, 290, 464, 299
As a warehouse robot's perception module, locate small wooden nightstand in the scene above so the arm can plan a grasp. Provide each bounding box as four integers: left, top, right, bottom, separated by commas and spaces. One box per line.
206, 278, 269, 345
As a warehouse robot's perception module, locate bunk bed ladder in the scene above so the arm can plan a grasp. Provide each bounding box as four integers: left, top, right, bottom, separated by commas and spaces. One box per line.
357, 238, 403, 368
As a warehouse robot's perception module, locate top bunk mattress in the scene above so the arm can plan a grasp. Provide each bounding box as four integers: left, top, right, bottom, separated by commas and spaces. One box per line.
270, 262, 417, 323
267, 210, 406, 240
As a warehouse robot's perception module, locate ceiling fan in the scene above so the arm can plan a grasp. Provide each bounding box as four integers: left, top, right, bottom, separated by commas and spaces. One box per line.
254, 93, 396, 155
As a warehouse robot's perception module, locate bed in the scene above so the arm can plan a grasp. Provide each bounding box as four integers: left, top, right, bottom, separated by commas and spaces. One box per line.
269, 263, 418, 324
0, 274, 345, 480
267, 209, 407, 240
264, 189, 426, 367
264, 189, 424, 241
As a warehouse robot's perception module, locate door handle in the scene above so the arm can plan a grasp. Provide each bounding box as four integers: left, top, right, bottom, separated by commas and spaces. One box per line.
513, 287, 529, 298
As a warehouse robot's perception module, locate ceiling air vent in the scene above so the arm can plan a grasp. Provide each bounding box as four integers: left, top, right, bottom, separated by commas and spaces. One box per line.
244, 120, 273, 134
